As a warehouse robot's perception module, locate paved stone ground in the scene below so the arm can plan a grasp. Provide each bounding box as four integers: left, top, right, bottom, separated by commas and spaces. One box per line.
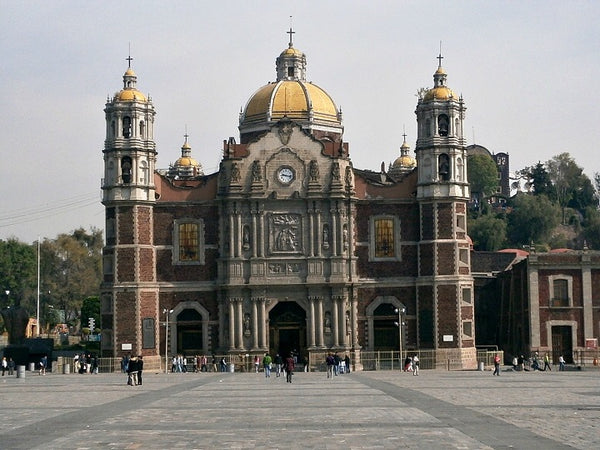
0, 366, 598, 449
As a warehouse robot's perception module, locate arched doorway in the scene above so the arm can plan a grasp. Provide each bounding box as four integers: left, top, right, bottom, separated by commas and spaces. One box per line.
176, 308, 203, 355
269, 301, 306, 358
372, 303, 398, 350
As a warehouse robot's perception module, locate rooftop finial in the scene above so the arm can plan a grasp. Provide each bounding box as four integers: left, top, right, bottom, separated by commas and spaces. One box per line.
437, 41, 443, 69
287, 16, 295, 48
126, 42, 133, 68
184, 124, 189, 145
402, 125, 407, 144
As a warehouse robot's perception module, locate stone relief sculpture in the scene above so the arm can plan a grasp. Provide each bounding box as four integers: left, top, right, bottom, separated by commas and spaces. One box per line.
324, 311, 332, 334
242, 225, 250, 251
272, 214, 301, 253
309, 160, 319, 182
322, 224, 330, 249
345, 165, 353, 189
243, 313, 251, 336
278, 119, 293, 145
331, 162, 340, 181
230, 162, 240, 183
251, 160, 262, 182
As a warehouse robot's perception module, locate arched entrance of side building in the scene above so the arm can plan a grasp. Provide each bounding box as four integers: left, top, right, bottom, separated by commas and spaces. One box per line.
268, 301, 306, 359
365, 296, 407, 351
168, 301, 210, 357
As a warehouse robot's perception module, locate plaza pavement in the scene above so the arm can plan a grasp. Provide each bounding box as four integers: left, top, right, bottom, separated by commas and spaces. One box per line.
0, 366, 598, 449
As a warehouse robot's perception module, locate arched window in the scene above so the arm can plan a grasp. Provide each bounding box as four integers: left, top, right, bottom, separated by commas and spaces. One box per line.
438, 154, 450, 181
123, 116, 132, 138
438, 114, 449, 136
139, 160, 148, 184
425, 119, 431, 137
121, 156, 132, 183
139, 120, 145, 138
111, 120, 116, 138
456, 157, 463, 181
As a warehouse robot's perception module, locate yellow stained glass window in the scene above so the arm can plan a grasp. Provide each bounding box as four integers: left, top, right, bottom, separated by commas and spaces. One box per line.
375, 219, 394, 257
179, 223, 199, 261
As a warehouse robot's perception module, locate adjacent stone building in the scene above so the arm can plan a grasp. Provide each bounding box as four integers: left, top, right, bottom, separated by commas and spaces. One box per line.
100, 35, 476, 370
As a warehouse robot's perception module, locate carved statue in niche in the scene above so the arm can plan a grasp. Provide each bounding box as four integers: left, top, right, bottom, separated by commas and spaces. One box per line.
309, 160, 319, 182
322, 224, 330, 249
331, 162, 340, 181
342, 224, 348, 250
251, 160, 262, 182
244, 313, 251, 336
278, 119, 293, 145
230, 162, 240, 183
242, 225, 250, 251
324, 311, 332, 334
345, 165, 353, 188
346, 310, 351, 335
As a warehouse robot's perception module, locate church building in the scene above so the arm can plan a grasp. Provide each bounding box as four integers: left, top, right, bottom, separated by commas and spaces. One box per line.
100, 33, 476, 370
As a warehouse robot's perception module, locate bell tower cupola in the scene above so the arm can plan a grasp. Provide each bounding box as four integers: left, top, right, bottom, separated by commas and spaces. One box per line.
415, 52, 468, 200
102, 56, 157, 203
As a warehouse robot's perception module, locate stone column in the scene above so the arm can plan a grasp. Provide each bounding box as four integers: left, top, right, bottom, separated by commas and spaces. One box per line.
316, 209, 322, 257
351, 291, 360, 349
339, 296, 347, 346
331, 206, 338, 256
582, 264, 593, 341
259, 298, 267, 350
332, 296, 339, 347
308, 297, 316, 347
236, 299, 244, 350
228, 299, 235, 351
228, 213, 235, 258
258, 210, 265, 257
251, 298, 259, 350
308, 211, 315, 257
251, 210, 258, 258
236, 213, 242, 257
317, 297, 324, 347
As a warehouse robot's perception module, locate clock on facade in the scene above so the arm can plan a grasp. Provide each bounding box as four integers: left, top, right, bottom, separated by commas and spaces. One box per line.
277, 166, 294, 184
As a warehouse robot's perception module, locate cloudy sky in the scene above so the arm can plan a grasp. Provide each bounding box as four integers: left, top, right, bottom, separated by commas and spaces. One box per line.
1, 1, 598, 243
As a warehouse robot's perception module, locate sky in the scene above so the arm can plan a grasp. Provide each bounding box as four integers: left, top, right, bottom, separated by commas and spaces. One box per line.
1, 1, 599, 244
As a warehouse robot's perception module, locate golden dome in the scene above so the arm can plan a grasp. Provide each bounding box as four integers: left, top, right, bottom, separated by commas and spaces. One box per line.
125, 68, 136, 76
280, 46, 304, 57
423, 86, 456, 101
117, 89, 147, 102
392, 155, 416, 168
175, 156, 199, 167
242, 80, 339, 125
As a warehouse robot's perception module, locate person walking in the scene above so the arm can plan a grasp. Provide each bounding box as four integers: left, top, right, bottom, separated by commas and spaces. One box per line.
558, 355, 565, 371
412, 354, 419, 376
137, 356, 144, 385
8, 358, 15, 376
39, 355, 47, 375
127, 356, 138, 385
344, 354, 351, 374
326, 353, 335, 379
285, 354, 295, 383
1, 356, 7, 376
493, 353, 501, 376
274, 354, 283, 377
543, 353, 552, 371
263, 353, 272, 378
254, 355, 260, 373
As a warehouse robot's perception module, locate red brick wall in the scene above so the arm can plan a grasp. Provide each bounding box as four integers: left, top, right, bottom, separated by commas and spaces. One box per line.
116, 291, 137, 354
437, 284, 458, 348
417, 285, 434, 347
437, 243, 456, 275
139, 248, 154, 282
137, 206, 152, 245
421, 204, 434, 240
117, 206, 134, 244
419, 243, 434, 276
117, 248, 135, 282
437, 203, 453, 239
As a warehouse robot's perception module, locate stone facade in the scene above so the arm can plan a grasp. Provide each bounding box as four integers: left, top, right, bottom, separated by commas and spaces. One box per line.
100, 39, 476, 370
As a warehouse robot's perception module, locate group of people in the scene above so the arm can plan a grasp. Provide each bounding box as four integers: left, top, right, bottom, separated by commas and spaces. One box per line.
121, 354, 144, 385
259, 352, 295, 382
1, 356, 16, 376
402, 355, 420, 375
325, 352, 352, 378
74, 353, 99, 374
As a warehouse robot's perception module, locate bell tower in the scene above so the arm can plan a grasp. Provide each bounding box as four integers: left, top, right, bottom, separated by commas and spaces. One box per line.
414, 53, 476, 369
100, 58, 159, 362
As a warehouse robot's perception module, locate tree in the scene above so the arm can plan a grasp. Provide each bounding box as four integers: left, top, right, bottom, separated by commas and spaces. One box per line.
546, 153, 597, 222
468, 214, 507, 251
518, 162, 555, 198
41, 228, 103, 328
0, 239, 36, 309
507, 193, 560, 247
467, 154, 499, 215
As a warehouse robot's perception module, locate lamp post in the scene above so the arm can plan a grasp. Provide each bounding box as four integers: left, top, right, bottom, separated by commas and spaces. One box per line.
163, 308, 173, 374
395, 307, 406, 364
